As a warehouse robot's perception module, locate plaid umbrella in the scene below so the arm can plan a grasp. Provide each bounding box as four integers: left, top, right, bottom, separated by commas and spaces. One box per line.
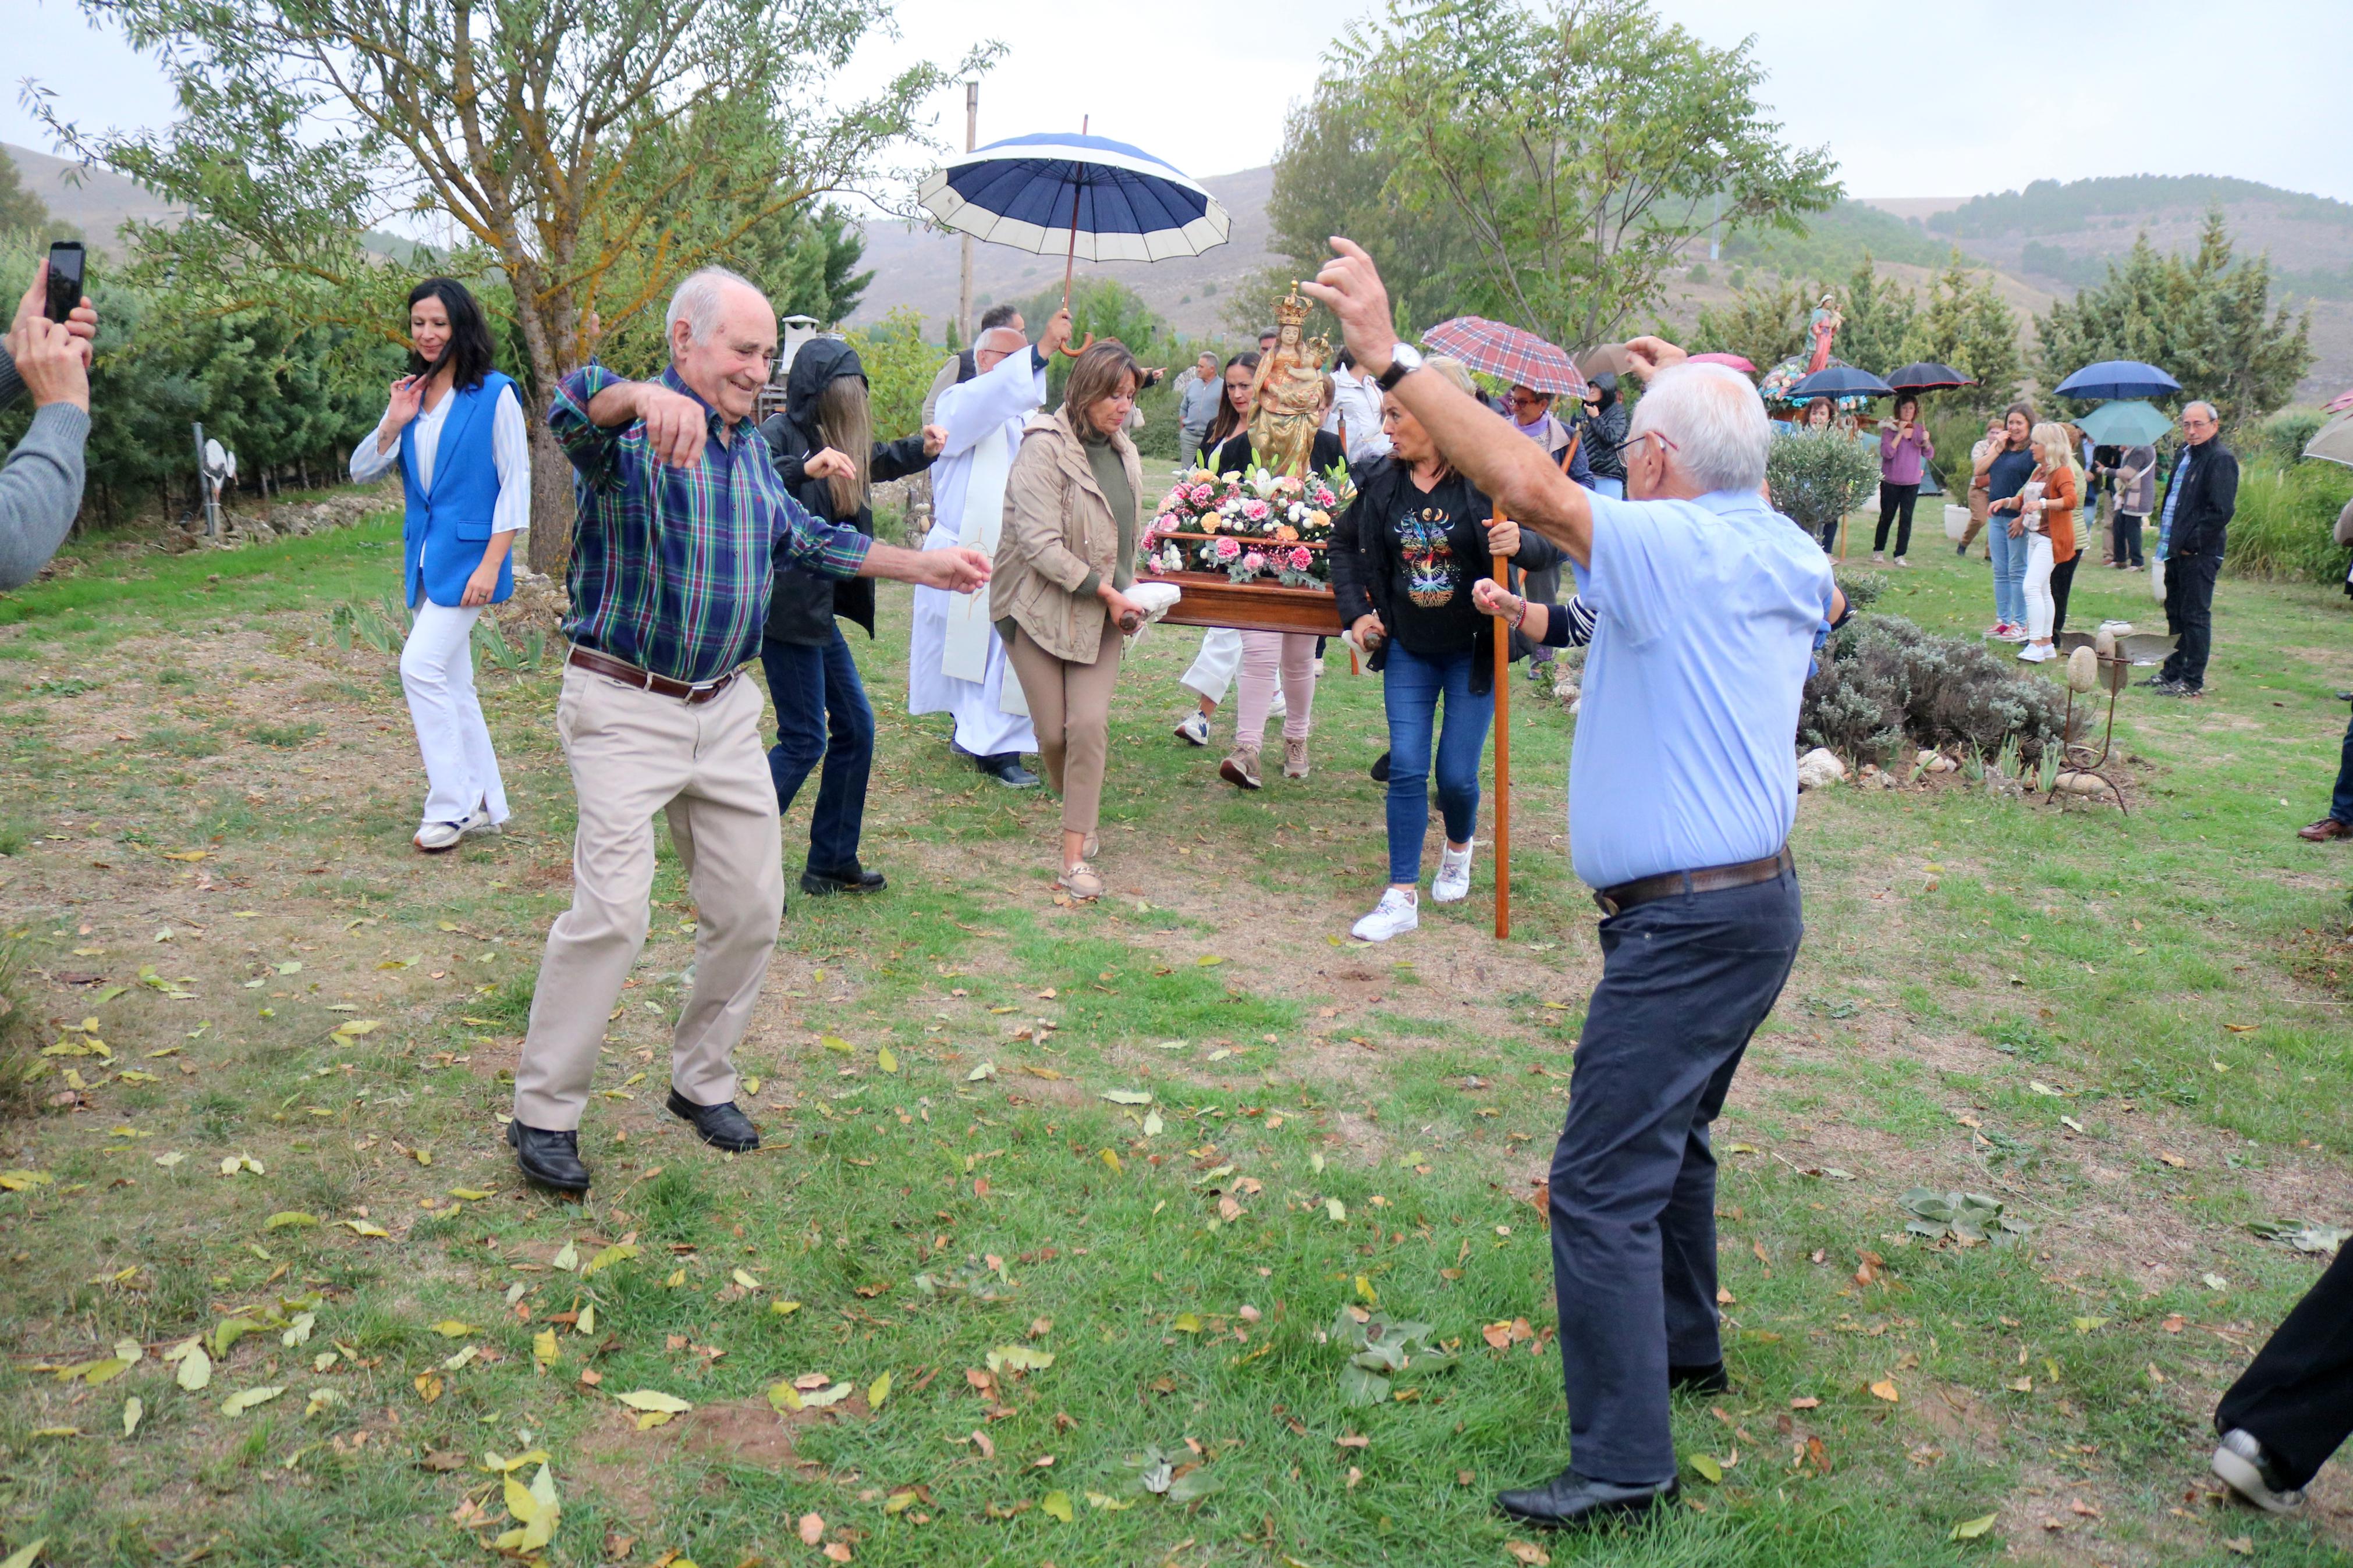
1420, 317, 1585, 396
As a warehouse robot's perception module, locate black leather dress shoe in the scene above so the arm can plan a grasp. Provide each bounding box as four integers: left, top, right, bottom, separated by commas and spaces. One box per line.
508, 1119, 590, 1194
1669, 1360, 1730, 1395
981, 753, 1041, 788
666, 1089, 760, 1152
801, 864, 886, 896
1496, 1467, 1678, 1529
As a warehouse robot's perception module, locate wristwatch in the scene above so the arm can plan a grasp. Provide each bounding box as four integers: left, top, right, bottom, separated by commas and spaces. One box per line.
1374, 343, 1423, 393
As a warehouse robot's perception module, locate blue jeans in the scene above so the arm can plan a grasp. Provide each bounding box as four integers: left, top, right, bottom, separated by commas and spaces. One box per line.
758, 630, 874, 874
1382, 642, 1490, 885
2334, 710, 2353, 827
1548, 869, 1802, 1484
1986, 518, 2025, 627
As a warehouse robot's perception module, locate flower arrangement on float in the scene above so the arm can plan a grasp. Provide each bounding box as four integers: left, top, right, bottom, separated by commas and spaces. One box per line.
1139, 463, 1354, 588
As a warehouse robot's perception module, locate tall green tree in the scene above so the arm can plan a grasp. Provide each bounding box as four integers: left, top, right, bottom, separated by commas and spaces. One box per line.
1330, 0, 1838, 351
1908, 255, 2023, 415
36, 0, 992, 570
2033, 208, 2311, 429
1258, 76, 1470, 339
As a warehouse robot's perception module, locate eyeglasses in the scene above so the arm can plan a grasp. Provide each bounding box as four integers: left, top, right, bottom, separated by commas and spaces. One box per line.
1631, 428, 1678, 456
1506, 393, 1546, 408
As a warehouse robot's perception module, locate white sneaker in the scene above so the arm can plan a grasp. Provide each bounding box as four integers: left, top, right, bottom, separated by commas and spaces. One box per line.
413, 819, 465, 852
1432, 843, 1474, 904
1173, 711, 1211, 746
1351, 887, 1418, 942
1270, 689, 1289, 722
2017, 643, 2054, 663
1891, 556, 1910, 568
459, 802, 500, 838
1871, 551, 1887, 564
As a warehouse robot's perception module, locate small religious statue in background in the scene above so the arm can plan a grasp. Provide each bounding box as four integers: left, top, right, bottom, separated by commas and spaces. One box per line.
1244, 285, 1332, 478
1807, 291, 1843, 374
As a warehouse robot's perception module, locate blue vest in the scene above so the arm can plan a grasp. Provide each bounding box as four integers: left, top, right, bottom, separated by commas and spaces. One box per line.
400, 369, 517, 608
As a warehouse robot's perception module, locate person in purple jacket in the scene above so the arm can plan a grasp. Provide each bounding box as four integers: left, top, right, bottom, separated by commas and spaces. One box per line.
1871, 393, 1934, 566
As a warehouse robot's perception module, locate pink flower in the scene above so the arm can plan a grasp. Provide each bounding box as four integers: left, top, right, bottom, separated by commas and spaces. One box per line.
1190, 483, 1217, 505
1289, 546, 1312, 571
1241, 552, 1266, 573
1214, 536, 1241, 561
1312, 485, 1337, 508
1243, 499, 1270, 523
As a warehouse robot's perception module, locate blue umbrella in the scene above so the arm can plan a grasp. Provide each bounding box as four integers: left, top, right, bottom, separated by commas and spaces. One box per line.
1787, 365, 1893, 400
918, 128, 1230, 353
2053, 360, 2180, 400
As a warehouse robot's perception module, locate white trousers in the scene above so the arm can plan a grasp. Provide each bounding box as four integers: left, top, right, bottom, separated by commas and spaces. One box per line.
2021, 532, 2056, 642
400, 600, 509, 827
1180, 627, 1244, 706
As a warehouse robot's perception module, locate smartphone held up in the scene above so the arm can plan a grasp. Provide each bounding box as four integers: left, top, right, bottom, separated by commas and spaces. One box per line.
45, 241, 85, 324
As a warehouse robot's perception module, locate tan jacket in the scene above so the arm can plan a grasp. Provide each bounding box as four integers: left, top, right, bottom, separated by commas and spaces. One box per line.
993, 407, 1141, 664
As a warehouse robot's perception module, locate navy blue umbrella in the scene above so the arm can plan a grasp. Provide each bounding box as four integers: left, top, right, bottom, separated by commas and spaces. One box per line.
918, 131, 1230, 262
1787, 365, 1894, 400
2053, 360, 2180, 400
919, 129, 1230, 362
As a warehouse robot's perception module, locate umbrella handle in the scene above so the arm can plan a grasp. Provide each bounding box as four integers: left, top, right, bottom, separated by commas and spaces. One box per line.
1060, 333, 1095, 360
1057, 156, 1095, 360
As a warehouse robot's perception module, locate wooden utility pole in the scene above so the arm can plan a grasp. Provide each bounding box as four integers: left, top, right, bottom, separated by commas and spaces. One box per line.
957, 81, 978, 347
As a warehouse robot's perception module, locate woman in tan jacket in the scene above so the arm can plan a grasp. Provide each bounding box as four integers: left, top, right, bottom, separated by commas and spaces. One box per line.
995, 342, 1150, 901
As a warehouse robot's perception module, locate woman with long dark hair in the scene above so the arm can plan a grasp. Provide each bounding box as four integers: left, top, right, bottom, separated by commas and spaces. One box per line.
755, 339, 943, 896
1872, 393, 1933, 566
350, 277, 527, 852
1172, 350, 1270, 748
1329, 356, 1560, 941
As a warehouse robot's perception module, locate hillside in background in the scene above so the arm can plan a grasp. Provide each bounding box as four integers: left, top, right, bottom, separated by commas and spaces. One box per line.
12, 133, 2342, 405
2, 140, 187, 248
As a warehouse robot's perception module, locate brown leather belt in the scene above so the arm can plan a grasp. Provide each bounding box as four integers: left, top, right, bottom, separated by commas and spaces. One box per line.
1593, 846, 1794, 918
567, 645, 742, 705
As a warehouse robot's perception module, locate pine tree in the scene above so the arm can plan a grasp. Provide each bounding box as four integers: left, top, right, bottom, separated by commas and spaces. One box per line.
2032, 207, 2310, 428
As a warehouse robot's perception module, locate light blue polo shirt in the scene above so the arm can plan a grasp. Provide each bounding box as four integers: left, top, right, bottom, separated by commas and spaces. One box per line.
1567, 488, 1836, 890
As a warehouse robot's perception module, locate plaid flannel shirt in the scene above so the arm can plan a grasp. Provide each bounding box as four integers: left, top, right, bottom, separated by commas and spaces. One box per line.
551, 364, 872, 684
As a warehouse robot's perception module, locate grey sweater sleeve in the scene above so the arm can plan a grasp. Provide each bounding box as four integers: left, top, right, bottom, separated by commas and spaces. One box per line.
0, 344, 89, 590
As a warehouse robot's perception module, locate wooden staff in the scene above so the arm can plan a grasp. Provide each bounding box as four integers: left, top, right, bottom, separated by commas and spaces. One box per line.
1491, 505, 1512, 942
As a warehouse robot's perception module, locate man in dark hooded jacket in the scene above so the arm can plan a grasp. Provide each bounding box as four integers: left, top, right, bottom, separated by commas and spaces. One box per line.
757, 338, 944, 896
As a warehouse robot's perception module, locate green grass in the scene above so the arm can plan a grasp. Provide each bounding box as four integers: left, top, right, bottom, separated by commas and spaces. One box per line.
0, 512, 2345, 1566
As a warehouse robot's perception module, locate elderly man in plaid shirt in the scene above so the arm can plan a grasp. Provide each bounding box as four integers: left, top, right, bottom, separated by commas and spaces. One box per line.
507, 266, 989, 1196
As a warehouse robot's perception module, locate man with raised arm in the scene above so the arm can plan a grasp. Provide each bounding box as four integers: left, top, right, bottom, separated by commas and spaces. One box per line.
1304, 239, 1844, 1531
507, 266, 989, 1196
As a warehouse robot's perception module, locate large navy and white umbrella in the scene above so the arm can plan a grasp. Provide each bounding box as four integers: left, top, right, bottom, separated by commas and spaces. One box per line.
918, 129, 1230, 354
2053, 360, 2180, 400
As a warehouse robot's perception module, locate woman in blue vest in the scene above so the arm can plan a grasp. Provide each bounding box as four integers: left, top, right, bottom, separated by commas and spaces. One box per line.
349, 277, 528, 851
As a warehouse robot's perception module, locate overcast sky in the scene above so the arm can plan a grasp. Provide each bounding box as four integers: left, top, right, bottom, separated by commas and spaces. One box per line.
8, 0, 2350, 206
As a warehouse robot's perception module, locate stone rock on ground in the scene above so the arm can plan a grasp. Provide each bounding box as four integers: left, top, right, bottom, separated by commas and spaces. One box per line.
1796, 747, 1847, 792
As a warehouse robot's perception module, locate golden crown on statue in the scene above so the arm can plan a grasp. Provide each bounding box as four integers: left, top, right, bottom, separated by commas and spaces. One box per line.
1274, 285, 1311, 328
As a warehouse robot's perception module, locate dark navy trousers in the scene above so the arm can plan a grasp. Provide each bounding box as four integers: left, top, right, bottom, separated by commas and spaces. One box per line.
2217, 1228, 2353, 1488
1546, 867, 1803, 1484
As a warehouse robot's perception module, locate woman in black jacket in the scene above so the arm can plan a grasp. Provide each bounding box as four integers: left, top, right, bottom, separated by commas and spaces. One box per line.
1329, 355, 1560, 943
1580, 373, 1629, 497
756, 338, 943, 896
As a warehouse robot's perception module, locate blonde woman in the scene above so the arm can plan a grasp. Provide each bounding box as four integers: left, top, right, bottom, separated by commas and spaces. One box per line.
2014, 422, 2082, 664
995, 342, 1149, 901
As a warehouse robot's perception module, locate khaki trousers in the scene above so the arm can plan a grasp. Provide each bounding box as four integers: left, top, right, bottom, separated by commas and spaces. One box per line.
1006, 613, 1123, 836
512, 664, 783, 1130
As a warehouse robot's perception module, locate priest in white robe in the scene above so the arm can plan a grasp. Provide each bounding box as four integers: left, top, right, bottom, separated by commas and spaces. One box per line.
908, 310, 1072, 785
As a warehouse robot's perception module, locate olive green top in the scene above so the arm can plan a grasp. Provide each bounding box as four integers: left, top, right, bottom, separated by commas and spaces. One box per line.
1075, 426, 1137, 598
